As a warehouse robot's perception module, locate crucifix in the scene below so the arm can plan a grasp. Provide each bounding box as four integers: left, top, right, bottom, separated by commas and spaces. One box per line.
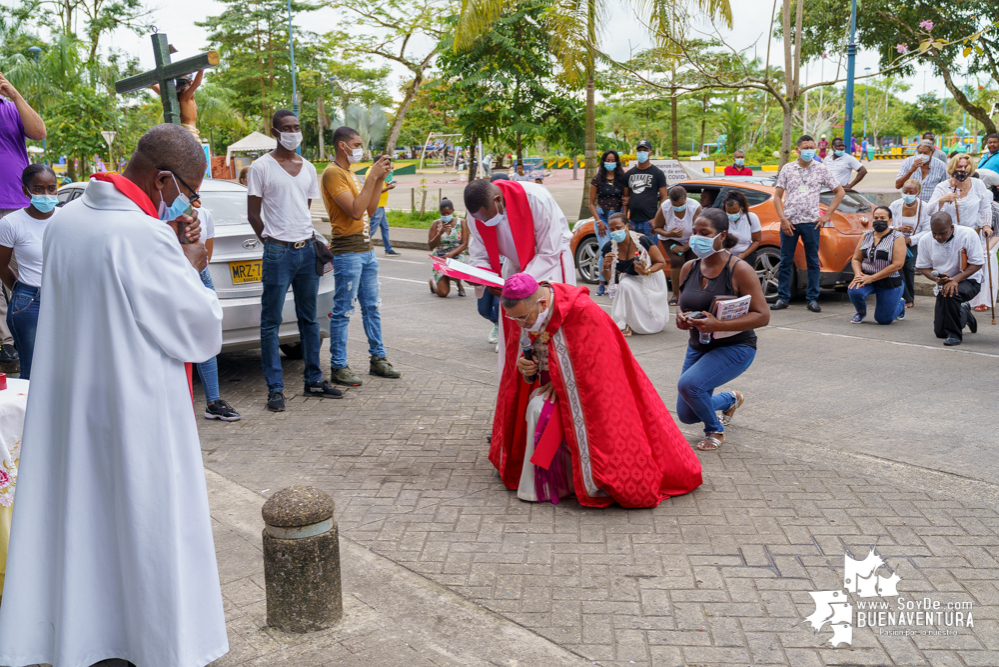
114, 32, 219, 125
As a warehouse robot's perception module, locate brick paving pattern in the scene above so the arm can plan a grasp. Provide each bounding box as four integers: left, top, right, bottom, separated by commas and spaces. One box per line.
201, 347, 999, 667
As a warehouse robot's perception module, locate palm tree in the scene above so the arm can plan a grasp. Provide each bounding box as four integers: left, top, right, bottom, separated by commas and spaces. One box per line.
457, 0, 732, 218
345, 103, 389, 159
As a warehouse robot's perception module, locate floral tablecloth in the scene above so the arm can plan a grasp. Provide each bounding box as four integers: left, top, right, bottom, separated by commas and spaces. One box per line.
0, 378, 29, 600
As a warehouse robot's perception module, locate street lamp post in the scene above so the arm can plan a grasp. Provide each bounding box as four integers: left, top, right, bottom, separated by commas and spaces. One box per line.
843, 0, 859, 146
863, 67, 871, 142
286, 0, 301, 155
27, 46, 47, 165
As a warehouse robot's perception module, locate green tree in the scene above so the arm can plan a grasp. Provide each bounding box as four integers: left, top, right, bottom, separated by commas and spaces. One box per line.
904, 92, 949, 135
46, 85, 115, 177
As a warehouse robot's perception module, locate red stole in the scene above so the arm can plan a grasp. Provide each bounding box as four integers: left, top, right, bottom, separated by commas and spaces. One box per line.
90, 173, 196, 404
474, 180, 536, 274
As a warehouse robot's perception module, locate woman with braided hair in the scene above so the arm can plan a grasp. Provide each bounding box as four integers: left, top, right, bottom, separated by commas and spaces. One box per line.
600, 212, 670, 335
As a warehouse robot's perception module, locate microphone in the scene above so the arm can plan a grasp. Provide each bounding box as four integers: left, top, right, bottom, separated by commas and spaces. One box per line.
522, 346, 538, 384
930, 270, 940, 277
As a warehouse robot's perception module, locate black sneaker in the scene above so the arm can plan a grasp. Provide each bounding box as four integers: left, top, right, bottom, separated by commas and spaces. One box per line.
806, 301, 822, 313
267, 391, 286, 412
0, 344, 18, 364
770, 300, 789, 310
963, 303, 978, 333
205, 399, 241, 421
304, 380, 343, 399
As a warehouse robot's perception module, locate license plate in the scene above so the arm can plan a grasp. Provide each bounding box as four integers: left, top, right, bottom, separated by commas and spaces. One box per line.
230, 260, 262, 284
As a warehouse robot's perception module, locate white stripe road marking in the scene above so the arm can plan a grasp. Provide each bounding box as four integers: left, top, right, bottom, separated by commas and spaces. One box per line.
379, 257, 426, 265
768, 325, 999, 358
381, 275, 428, 284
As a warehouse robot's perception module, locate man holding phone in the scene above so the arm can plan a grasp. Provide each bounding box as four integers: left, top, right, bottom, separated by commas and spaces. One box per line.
369, 170, 399, 255
321, 126, 401, 386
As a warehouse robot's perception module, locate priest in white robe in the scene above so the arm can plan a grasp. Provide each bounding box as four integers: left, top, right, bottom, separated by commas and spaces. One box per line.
0, 124, 228, 667
463, 178, 576, 374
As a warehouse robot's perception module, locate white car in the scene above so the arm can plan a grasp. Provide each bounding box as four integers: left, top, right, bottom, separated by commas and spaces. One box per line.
57, 179, 335, 354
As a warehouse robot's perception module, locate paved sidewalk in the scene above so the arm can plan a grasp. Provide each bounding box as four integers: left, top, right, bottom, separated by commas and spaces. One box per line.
201, 339, 999, 667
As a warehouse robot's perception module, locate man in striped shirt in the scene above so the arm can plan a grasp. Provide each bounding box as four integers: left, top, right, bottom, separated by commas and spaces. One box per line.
895, 141, 948, 203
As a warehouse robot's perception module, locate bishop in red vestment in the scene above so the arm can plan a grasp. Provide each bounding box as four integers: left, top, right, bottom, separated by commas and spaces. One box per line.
493, 273, 703, 508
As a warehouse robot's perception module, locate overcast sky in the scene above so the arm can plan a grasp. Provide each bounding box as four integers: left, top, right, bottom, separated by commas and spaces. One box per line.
102, 0, 949, 105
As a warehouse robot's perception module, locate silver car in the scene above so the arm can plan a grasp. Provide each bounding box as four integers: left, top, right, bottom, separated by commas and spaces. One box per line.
57, 178, 335, 354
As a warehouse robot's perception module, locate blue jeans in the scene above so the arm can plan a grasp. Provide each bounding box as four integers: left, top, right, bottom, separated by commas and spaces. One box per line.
195, 268, 220, 403
629, 219, 658, 246
330, 250, 386, 369
7, 282, 39, 380
676, 344, 756, 434
369, 207, 393, 252
478, 289, 499, 324
777, 223, 821, 302
848, 282, 904, 324
260, 242, 323, 391
595, 207, 618, 282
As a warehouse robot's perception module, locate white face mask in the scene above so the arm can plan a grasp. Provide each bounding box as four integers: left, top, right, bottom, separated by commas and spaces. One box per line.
526, 302, 549, 332
276, 130, 302, 151
343, 144, 364, 164
481, 211, 506, 227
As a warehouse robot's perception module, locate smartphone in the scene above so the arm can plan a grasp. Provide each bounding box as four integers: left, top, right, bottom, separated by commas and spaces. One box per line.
176, 204, 195, 245
385, 171, 394, 184
684, 312, 707, 321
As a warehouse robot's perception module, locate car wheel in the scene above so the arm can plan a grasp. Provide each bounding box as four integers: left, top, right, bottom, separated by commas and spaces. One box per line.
574, 235, 601, 284
280, 342, 303, 359
754, 247, 782, 303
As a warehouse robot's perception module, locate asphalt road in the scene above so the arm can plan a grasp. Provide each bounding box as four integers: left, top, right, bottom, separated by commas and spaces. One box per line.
371, 249, 999, 488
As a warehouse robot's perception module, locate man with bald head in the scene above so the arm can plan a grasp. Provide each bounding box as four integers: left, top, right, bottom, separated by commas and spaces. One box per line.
0, 124, 230, 667
915, 211, 984, 346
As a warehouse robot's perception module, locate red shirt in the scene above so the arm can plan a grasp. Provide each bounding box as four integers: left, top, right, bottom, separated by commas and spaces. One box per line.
724, 165, 753, 176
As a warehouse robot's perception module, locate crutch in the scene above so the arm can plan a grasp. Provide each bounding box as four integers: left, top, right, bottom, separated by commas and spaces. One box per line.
987, 231, 997, 325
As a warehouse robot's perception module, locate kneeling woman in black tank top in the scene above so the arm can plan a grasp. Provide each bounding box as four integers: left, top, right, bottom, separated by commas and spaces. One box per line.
676, 209, 770, 451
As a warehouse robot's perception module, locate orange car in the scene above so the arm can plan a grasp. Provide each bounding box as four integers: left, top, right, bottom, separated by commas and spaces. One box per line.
569, 176, 874, 301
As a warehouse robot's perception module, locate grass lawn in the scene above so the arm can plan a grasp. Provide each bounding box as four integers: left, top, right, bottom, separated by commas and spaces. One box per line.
385, 209, 440, 229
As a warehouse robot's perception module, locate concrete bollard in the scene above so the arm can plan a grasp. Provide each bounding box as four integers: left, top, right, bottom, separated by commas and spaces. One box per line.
261, 486, 342, 632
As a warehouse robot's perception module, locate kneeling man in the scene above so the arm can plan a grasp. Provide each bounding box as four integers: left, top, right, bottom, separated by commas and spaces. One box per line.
916, 212, 984, 346
492, 273, 702, 508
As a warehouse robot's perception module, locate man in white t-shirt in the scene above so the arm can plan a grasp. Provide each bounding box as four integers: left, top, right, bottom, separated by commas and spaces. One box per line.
482, 153, 493, 178
247, 109, 342, 412
915, 212, 984, 346
826, 137, 868, 189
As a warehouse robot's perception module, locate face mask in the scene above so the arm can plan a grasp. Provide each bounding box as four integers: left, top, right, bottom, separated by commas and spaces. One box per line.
672, 204, 686, 213
481, 211, 506, 228
689, 234, 720, 258
526, 302, 549, 333
872, 219, 889, 233
30, 195, 58, 213
799, 149, 816, 162
341, 143, 364, 164
914, 154, 928, 164
636, 151, 650, 162
158, 173, 192, 222
953, 170, 969, 182
734, 158, 744, 166
727, 212, 741, 223
440, 214, 453, 223
609, 230, 627, 243
834, 150, 845, 157
604, 162, 617, 171
902, 193, 918, 205
275, 129, 302, 151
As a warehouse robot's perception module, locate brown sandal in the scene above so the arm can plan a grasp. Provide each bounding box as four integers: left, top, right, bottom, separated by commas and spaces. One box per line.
720, 391, 744, 426
696, 434, 724, 451
622, 325, 633, 337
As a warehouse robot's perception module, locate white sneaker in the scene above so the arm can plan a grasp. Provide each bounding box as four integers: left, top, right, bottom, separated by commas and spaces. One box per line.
488, 323, 499, 344
495, 343, 499, 353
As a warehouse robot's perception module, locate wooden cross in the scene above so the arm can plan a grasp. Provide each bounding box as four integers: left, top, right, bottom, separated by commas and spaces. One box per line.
114, 32, 219, 125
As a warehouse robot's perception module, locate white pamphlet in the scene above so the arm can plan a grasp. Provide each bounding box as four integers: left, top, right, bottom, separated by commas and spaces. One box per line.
712, 294, 751, 339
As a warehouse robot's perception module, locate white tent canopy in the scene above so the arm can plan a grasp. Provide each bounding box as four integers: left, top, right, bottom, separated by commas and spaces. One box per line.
225, 131, 276, 165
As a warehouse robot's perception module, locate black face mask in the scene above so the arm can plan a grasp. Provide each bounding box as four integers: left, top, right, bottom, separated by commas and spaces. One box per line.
954, 170, 969, 182
872, 220, 889, 233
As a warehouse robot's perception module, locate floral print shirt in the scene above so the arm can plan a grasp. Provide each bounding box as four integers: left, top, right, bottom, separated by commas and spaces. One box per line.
775, 161, 841, 226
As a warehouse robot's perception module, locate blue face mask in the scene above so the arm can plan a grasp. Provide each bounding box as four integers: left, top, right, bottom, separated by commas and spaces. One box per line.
734, 158, 744, 166
834, 149, 845, 157
440, 214, 454, 223
799, 149, 816, 162
157, 173, 192, 222
604, 162, 617, 171
689, 234, 720, 258
609, 230, 627, 243
673, 204, 686, 213
30, 195, 58, 214
727, 212, 741, 223
636, 151, 650, 162
902, 194, 918, 205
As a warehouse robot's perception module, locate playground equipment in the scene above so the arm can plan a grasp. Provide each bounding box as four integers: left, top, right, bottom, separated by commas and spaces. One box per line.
418, 133, 466, 172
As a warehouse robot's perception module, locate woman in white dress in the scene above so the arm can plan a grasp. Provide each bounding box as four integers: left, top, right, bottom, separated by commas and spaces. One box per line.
888, 178, 932, 308
601, 213, 670, 336
928, 154, 997, 312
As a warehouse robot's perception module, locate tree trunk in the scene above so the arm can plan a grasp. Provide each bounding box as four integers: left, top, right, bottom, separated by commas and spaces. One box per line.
468, 132, 478, 182
938, 61, 997, 134
699, 93, 708, 153
577, 0, 597, 220
385, 71, 424, 155
317, 93, 325, 160
780, 101, 793, 167
670, 84, 679, 160
516, 130, 522, 164
779, 0, 795, 168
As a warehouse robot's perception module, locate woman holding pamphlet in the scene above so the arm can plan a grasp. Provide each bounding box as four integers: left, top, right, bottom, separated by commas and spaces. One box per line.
428, 198, 470, 297
675, 209, 770, 451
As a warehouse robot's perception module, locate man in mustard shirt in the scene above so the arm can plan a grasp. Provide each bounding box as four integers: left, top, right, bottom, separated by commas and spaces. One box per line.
321, 126, 401, 386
